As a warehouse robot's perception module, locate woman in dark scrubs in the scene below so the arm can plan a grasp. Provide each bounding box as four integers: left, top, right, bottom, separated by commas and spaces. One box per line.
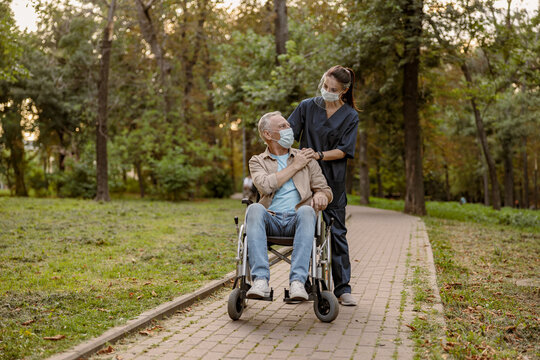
287, 65, 359, 306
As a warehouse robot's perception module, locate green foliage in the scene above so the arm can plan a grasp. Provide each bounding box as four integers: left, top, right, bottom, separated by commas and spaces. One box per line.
53, 158, 96, 199
0, 1, 27, 81
153, 148, 204, 201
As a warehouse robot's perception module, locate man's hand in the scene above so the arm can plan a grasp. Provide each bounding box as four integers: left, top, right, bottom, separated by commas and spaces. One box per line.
311, 192, 329, 211
292, 150, 310, 171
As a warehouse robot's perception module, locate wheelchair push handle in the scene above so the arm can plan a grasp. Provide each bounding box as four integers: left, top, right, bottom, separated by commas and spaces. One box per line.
234, 216, 238, 225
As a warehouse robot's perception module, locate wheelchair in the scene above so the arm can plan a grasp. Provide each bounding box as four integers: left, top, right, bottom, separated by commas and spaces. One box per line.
227, 199, 339, 323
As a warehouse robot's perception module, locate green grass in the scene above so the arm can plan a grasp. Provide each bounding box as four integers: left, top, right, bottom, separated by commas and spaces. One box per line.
0, 197, 244, 359
351, 196, 540, 359
348, 195, 540, 232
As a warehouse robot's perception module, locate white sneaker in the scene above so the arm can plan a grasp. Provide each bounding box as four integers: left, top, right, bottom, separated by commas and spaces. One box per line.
289, 280, 309, 301
338, 293, 357, 306
246, 279, 270, 299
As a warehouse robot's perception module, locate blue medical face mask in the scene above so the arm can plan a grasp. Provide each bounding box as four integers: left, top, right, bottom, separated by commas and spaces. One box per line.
272, 128, 294, 148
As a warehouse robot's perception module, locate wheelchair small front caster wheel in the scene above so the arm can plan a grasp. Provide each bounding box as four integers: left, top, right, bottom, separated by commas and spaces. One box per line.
228, 288, 245, 320
314, 290, 339, 322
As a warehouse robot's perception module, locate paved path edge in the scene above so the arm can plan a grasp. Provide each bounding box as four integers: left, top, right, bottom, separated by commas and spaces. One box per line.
47, 247, 294, 360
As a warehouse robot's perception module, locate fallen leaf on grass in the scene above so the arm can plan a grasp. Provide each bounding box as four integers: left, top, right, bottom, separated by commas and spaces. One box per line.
144, 282, 152, 286
504, 325, 516, 333
97, 345, 114, 354
43, 335, 65, 341
22, 319, 35, 326
151, 290, 158, 297
405, 324, 417, 331
98, 308, 110, 313
137, 295, 143, 300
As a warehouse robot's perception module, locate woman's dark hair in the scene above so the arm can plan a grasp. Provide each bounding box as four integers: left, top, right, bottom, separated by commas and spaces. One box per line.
326, 65, 358, 110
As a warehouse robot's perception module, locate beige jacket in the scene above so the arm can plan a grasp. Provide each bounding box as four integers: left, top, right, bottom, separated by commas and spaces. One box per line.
249, 147, 333, 210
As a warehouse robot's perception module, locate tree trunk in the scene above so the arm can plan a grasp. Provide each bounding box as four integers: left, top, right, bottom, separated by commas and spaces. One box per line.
444, 162, 450, 201
502, 140, 514, 207
274, 0, 288, 59
402, 0, 426, 215
522, 137, 529, 209
533, 156, 538, 210
358, 126, 369, 204
3, 107, 27, 196
135, 161, 145, 198
182, 0, 207, 124
134, 0, 173, 121
461, 63, 501, 210
95, 0, 116, 202
376, 158, 383, 197
483, 166, 490, 206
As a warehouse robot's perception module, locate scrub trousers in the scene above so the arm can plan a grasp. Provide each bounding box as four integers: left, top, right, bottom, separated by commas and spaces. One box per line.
323, 207, 351, 297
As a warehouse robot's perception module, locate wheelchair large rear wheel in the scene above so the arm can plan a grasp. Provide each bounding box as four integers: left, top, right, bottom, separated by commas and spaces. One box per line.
314, 290, 339, 323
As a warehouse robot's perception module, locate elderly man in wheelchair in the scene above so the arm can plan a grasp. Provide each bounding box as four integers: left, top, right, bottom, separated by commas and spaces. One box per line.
228, 111, 339, 322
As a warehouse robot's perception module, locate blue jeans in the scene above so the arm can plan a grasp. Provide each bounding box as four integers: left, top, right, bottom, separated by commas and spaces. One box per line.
245, 203, 316, 284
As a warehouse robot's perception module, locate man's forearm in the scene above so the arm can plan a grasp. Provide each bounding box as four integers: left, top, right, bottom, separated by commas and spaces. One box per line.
275, 164, 300, 188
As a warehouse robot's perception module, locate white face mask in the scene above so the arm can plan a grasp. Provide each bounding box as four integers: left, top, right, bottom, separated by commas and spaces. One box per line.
270, 128, 294, 148
321, 87, 341, 102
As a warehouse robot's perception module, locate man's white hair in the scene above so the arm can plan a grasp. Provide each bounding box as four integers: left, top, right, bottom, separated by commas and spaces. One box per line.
257, 111, 282, 140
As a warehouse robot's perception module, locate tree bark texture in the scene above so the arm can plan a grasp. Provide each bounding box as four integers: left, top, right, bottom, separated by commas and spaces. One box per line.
358, 127, 369, 204
533, 157, 538, 209
461, 63, 501, 210
3, 109, 27, 196
522, 137, 529, 209
134, 0, 173, 120
95, 0, 116, 202
402, 0, 426, 215
502, 140, 514, 207
274, 0, 288, 58
483, 167, 490, 206
444, 163, 450, 201
135, 161, 145, 198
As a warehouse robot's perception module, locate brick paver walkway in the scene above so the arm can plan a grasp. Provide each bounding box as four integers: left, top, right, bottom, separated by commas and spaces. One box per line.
92, 205, 438, 360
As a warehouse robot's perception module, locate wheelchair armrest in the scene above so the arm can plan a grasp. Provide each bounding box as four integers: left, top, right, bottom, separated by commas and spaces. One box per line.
241, 198, 253, 206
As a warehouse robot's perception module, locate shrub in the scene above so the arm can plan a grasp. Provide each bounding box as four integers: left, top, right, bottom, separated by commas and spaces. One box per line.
202, 167, 233, 198
153, 150, 205, 200
53, 159, 96, 199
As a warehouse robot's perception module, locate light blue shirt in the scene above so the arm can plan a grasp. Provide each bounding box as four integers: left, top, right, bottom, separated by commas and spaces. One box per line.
268, 153, 301, 213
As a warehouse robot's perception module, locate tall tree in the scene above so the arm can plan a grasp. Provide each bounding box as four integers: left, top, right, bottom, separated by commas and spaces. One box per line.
95, 0, 117, 201
402, 0, 426, 215
426, 0, 503, 209
134, 0, 172, 120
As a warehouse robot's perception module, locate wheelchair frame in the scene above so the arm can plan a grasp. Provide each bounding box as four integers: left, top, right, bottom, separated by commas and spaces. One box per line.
227, 200, 339, 323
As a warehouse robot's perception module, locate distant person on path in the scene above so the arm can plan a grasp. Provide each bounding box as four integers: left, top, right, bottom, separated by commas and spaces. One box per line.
288, 65, 359, 306
246, 111, 333, 301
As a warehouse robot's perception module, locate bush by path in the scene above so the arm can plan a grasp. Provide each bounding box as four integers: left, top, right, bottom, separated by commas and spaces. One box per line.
0, 197, 244, 359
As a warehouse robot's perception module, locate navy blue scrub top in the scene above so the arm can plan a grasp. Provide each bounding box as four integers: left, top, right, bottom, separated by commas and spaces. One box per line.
288, 97, 359, 209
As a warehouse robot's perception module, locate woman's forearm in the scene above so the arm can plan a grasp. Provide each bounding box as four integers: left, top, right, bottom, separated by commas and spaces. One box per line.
319, 149, 346, 161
